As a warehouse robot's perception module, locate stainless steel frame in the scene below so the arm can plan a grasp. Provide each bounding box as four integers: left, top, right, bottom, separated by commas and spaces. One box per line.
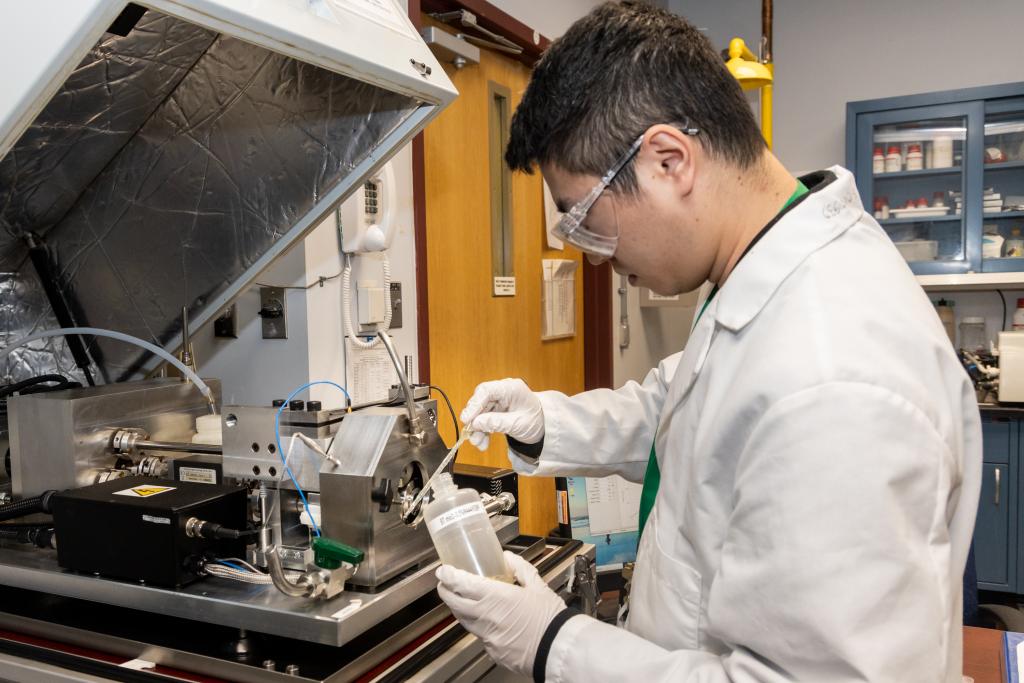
0, 542, 596, 682
8, 378, 220, 497
0, 516, 520, 647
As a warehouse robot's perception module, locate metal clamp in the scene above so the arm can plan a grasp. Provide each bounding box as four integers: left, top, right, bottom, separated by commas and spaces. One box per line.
571, 554, 599, 617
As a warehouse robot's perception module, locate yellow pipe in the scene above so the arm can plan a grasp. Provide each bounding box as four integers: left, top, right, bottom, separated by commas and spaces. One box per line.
728, 38, 758, 63
761, 62, 773, 150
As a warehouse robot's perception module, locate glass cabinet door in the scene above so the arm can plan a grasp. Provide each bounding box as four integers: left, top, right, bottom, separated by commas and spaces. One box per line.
981, 98, 1024, 272
865, 113, 969, 272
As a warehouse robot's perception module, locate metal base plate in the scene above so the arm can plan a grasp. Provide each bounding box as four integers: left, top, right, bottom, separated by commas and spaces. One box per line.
0, 517, 520, 647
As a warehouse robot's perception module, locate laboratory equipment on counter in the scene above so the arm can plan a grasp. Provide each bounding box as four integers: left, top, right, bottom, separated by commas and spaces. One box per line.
1000, 332, 1024, 403
935, 299, 955, 346
960, 317, 988, 353
0, 2, 596, 679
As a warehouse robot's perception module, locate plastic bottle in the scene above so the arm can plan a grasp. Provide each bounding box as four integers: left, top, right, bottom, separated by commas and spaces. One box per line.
1004, 228, 1024, 258
935, 299, 955, 346
424, 473, 511, 581
885, 145, 902, 172
872, 147, 885, 174
1014, 299, 1024, 332
905, 143, 923, 171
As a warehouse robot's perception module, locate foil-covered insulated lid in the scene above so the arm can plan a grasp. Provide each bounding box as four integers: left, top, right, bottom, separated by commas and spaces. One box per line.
0, 3, 454, 384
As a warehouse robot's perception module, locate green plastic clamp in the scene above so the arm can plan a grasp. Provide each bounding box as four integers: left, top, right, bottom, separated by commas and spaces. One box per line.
312, 536, 364, 570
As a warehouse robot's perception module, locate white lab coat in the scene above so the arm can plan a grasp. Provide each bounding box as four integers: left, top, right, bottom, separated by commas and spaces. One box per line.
510, 167, 982, 682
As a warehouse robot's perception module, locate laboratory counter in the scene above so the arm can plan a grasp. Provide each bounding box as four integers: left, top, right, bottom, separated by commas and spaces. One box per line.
979, 403, 1024, 419
963, 625, 1004, 682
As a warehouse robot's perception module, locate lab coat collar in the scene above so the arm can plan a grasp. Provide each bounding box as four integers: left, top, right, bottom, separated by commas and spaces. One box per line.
713, 166, 864, 333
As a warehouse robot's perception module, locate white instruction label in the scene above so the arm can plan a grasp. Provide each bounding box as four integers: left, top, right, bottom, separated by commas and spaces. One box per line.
427, 501, 488, 535
141, 514, 171, 525
115, 485, 175, 498
178, 466, 217, 485
493, 276, 516, 297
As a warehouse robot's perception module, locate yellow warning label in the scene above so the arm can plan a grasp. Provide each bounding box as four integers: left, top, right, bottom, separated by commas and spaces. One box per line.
114, 485, 176, 498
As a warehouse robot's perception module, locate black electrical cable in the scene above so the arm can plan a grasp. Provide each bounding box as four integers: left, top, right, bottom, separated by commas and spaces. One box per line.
997, 290, 1008, 332
254, 272, 342, 291
0, 374, 81, 399
189, 519, 258, 541
25, 236, 96, 386
0, 490, 57, 523
0, 525, 55, 548
427, 384, 459, 442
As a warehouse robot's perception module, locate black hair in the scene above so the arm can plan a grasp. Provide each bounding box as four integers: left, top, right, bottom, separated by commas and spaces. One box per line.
505, 1, 766, 194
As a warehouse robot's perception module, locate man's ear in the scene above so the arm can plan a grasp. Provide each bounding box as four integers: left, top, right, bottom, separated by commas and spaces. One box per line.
639, 124, 698, 197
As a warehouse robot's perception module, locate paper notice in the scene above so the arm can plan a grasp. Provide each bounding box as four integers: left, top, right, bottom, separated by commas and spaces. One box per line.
542, 259, 577, 340
345, 337, 398, 406
584, 475, 642, 535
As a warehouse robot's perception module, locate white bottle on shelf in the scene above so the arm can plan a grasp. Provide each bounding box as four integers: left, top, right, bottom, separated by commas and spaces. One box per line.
884, 145, 902, 173
1014, 298, 1024, 331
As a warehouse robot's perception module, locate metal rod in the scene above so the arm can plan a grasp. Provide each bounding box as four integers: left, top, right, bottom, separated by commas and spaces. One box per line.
762, 0, 772, 62
377, 331, 424, 443
132, 439, 222, 455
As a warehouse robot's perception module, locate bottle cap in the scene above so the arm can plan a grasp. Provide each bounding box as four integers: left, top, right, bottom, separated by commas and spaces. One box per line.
289, 400, 305, 411
272, 399, 285, 407
887, 146, 900, 154
433, 472, 457, 495
307, 400, 322, 412
1017, 299, 1024, 309
874, 147, 884, 155
962, 316, 985, 324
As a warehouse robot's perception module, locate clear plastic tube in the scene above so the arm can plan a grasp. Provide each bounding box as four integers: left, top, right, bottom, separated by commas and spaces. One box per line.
0, 327, 215, 409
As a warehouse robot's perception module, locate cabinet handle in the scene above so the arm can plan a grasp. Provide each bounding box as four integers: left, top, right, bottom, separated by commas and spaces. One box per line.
995, 467, 1001, 506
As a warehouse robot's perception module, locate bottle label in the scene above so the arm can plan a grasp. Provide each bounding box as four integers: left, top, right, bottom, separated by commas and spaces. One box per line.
428, 501, 488, 535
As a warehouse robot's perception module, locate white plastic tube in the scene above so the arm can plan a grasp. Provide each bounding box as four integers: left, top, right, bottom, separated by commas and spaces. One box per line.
342, 253, 393, 349
0, 327, 215, 408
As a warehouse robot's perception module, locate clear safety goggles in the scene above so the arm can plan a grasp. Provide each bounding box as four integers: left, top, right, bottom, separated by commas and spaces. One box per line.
552, 124, 699, 259
552, 135, 643, 259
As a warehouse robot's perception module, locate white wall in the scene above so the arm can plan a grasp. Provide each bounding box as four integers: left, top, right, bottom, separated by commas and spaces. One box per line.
666, 0, 1024, 173
487, 0, 604, 38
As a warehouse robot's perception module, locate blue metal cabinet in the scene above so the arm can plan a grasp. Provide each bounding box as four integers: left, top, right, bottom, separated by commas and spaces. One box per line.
847, 82, 1024, 275
975, 418, 1016, 592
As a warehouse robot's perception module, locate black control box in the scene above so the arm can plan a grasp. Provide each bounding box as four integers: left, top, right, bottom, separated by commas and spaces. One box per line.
453, 462, 519, 517
51, 475, 248, 587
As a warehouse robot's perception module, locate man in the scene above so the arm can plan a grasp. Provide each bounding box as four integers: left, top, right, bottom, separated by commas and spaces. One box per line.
435, 3, 981, 682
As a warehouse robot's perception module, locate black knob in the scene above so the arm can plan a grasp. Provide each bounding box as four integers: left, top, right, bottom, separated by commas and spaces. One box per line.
289, 400, 304, 411
272, 399, 285, 408
307, 401, 322, 412
370, 478, 393, 513
258, 300, 284, 319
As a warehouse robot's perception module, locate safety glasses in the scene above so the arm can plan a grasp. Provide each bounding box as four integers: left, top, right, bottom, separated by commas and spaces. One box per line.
552, 135, 643, 259
552, 125, 699, 259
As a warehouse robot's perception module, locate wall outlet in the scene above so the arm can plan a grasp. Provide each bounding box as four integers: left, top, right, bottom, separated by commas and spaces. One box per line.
213, 304, 238, 338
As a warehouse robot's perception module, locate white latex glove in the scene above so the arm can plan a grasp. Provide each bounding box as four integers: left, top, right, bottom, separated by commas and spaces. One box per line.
436, 550, 567, 676
460, 378, 544, 451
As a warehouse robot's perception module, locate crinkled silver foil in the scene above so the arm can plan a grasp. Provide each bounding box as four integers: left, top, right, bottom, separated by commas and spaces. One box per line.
0, 9, 418, 383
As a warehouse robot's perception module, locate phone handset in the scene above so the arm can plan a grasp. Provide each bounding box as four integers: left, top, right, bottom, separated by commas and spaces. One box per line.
339, 163, 397, 349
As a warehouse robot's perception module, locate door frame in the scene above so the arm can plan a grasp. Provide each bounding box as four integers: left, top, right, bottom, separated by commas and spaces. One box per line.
408, 0, 614, 389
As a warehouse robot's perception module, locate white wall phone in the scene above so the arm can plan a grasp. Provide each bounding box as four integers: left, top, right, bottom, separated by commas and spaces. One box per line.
339, 162, 397, 349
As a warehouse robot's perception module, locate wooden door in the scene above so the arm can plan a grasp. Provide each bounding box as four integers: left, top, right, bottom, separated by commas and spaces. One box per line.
423, 22, 585, 537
